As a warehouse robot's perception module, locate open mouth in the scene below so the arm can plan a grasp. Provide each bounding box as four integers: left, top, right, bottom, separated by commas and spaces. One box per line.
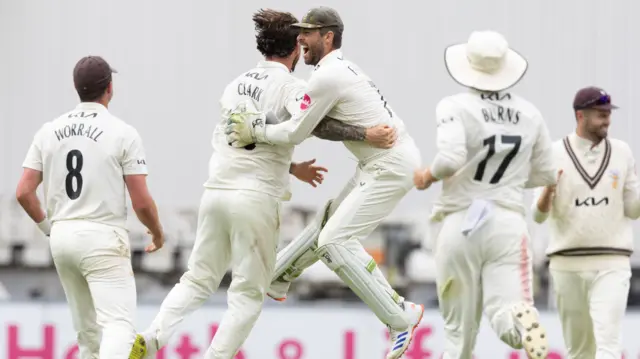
302, 45, 309, 55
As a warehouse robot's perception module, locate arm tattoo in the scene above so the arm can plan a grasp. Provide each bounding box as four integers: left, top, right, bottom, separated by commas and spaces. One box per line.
312, 117, 366, 141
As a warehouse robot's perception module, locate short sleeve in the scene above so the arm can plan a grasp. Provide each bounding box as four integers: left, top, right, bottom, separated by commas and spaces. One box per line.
121, 127, 149, 176
22, 124, 47, 171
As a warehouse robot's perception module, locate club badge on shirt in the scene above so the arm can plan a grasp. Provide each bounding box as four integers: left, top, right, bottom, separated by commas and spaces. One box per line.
609, 169, 620, 189
300, 94, 311, 110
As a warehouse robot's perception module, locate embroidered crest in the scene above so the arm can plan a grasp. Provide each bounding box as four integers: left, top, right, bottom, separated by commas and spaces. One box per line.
609, 169, 620, 189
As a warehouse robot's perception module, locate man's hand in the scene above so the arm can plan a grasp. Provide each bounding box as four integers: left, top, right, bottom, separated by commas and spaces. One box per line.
226, 112, 257, 148
541, 169, 563, 200
365, 125, 397, 149
536, 169, 563, 214
145, 229, 165, 253
547, 169, 563, 192
290, 159, 328, 188
414, 167, 436, 190
225, 102, 268, 147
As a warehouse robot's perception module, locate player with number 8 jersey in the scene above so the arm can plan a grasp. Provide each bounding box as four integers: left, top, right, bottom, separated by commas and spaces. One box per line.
17, 56, 163, 359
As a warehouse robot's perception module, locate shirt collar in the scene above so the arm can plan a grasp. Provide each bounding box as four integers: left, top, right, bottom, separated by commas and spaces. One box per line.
469, 89, 512, 100
257, 60, 290, 73
314, 49, 343, 71
75, 102, 108, 112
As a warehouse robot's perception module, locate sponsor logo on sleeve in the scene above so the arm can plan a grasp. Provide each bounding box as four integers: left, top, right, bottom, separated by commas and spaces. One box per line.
300, 94, 311, 110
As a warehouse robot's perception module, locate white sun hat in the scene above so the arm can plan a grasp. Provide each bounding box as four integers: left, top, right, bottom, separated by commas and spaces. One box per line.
444, 30, 528, 92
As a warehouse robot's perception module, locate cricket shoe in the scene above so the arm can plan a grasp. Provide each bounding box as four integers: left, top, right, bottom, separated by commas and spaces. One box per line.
386, 301, 425, 359
267, 279, 290, 302
128, 334, 147, 359
512, 302, 548, 359
130, 332, 160, 359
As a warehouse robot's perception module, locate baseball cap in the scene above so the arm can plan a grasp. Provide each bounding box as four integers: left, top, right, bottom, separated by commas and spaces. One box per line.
73, 56, 117, 98
573, 86, 618, 111
292, 6, 344, 31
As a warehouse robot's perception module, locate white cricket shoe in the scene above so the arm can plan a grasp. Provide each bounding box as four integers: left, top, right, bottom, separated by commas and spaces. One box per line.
267, 279, 290, 302
512, 302, 548, 359
137, 330, 159, 359
386, 301, 424, 359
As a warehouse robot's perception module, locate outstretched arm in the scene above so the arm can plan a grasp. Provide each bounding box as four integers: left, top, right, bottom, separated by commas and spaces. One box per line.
264, 73, 340, 146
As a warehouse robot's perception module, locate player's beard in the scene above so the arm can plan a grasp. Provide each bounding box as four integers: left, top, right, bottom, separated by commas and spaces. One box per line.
305, 42, 325, 66
586, 122, 608, 142
594, 126, 608, 141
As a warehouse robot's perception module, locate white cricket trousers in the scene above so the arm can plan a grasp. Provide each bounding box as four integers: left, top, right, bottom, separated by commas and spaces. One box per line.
148, 188, 280, 359
318, 140, 421, 322
551, 265, 630, 359
49, 220, 137, 359
431, 205, 534, 359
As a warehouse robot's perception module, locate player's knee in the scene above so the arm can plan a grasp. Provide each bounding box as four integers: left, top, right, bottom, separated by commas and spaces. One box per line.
232, 286, 265, 317
181, 270, 217, 294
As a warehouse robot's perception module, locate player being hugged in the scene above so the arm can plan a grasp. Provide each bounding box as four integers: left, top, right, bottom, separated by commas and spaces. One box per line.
413, 31, 556, 359
532, 86, 638, 359
16, 56, 163, 359
131, 9, 392, 359
226, 7, 425, 359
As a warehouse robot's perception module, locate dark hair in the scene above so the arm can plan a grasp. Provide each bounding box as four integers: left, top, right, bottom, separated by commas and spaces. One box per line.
73, 56, 114, 102
253, 9, 299, 58
78, 85, 109, 102
320, 26, 343, 49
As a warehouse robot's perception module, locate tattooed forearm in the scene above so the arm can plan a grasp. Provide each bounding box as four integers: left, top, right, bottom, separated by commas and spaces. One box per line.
312, 117, 366, 141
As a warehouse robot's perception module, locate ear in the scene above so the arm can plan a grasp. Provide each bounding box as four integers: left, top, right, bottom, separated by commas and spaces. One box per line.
324, 30, 334, 45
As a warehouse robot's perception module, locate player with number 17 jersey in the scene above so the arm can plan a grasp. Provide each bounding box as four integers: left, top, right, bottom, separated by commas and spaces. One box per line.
430, 91, 555, 219
23, 104, 147, 229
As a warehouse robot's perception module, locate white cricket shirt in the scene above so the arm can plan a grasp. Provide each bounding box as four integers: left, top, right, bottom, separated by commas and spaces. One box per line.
262, 50, 411, 162
531, 133, 640, 268
205, 61, 305, 199
22, 102, 148, 229
430, 91, 556, 219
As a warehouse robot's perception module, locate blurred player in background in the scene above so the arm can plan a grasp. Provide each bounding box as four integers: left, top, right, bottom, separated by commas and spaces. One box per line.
132, 9, 393, 359
225, 7, 424, 359
15, 56, 163, 359
413, 31, 556, 359
532, 86, 639, 359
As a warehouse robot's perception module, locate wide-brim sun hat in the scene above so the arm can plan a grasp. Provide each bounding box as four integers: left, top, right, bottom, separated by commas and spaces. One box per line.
444, 30, 528, 92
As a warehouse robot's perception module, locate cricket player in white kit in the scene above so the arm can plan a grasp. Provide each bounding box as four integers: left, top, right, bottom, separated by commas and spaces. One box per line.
15, 56, 164, 359
133, 10, 395, 359
532, 86, 639, 359
413, 31, 556, 359
226, 7, 425, 359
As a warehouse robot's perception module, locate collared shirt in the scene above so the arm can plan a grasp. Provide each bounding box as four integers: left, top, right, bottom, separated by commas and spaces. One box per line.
205, 61, 307, 200
263, 50, 411, 162
22, 102, 148, 229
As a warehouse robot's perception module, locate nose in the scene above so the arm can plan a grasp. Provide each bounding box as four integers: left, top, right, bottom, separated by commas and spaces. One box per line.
297, 34, 304, 42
